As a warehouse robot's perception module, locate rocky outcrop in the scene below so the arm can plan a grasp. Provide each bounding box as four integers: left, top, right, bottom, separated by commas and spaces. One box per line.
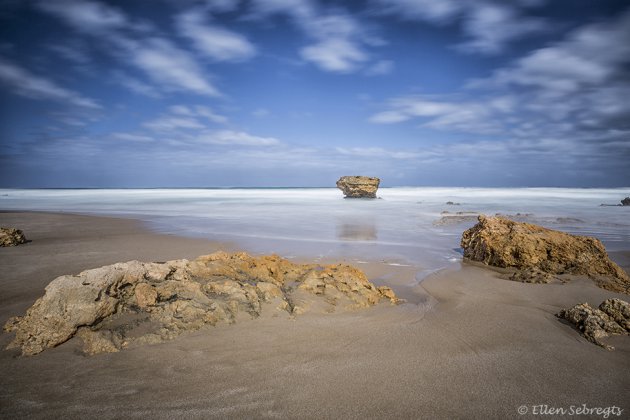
336, 176, 380, 198
0, 227, 27, 247
622, 197, 630, 206
557, 299, 630, 350
3, 251, 399, 356
460, 215, 630, 293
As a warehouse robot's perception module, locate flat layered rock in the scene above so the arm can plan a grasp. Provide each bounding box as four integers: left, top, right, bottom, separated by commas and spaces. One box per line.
460, 215, 630, 293
557, 298, 630, 350
3, 251, 399, 356
336, 176, 380, 198
0, 227, 27, 247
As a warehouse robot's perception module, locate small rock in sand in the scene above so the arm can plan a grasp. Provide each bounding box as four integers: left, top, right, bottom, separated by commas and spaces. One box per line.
557, 298, 630, 350
0, 227, 27, 247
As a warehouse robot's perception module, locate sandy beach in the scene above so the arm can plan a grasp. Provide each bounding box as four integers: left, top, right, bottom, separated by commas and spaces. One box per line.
1, 211, 629, 419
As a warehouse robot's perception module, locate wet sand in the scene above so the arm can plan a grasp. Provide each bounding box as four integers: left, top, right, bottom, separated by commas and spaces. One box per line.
1, 212, 629, 419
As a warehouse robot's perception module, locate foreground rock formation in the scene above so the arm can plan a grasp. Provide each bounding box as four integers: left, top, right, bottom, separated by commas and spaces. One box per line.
3, 251, 398, 356
622, 197, 630, 206
0, 227, 27, 247
460, 216, 630, 293
336, 176, 380, 198
557, 299, 630, 350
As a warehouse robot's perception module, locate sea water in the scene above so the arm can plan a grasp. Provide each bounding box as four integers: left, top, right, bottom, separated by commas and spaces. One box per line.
1, 188, 629, 278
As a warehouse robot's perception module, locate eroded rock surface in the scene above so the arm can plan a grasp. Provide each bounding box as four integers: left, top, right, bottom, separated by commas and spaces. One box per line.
460, 215, 630, 293
557, 299, 630, 350
336, 176, 380, 198
3, 251, 398, 356
0, 227, 27, 247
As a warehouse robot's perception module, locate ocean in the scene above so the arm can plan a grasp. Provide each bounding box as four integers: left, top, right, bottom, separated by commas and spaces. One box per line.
2, 187, 629, 279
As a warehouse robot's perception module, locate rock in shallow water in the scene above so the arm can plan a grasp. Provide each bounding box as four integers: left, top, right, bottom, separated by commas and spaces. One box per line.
336, 176, 380, 198
622, 197, 630, 206
557, 298, 630, 350
0, 227, 27, 247
460, 215, 630, 293
3, 251, 399, 356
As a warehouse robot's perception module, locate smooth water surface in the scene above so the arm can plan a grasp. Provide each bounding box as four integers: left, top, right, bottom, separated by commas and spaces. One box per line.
2, 188, 629, 278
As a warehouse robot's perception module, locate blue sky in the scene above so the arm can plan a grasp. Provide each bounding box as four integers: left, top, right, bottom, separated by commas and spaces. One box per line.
0, 0, 628, 187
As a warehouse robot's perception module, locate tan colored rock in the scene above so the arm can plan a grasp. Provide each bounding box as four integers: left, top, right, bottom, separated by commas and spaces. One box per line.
76, 328, 122, 355
0, 227, 27, 247
557, 299, 630, 350
4, 251, 399, 356
599, 298, 630, 330
336, 176, 380, 198
135, 283, 158, 308
461, 215, 630, 293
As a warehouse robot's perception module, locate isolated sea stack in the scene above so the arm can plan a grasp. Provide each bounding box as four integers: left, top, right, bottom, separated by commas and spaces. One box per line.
460, 215, 630, 293
0, 227, 27, 247
336, 176, 380, 198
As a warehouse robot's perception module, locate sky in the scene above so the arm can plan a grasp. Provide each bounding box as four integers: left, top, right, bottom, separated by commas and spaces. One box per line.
0, 0, 629, 188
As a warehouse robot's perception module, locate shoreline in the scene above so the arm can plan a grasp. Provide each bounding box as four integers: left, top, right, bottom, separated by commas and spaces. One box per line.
1, 211, 629, 418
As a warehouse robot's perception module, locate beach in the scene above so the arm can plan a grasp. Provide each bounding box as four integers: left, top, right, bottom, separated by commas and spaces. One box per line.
1, 211, 628, 419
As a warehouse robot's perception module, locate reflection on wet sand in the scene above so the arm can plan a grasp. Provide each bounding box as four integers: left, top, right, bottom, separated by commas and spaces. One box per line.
337, 222, 377, 241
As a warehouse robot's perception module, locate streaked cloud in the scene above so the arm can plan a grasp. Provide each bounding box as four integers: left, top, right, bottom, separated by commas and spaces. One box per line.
36, 0, 221, 96
250, 0, 375, 73
374, 0, 547, 54
176, 10, 256, 62
36, 0, 129, 33
0, 58, 100, 108
112, 71, 162, 98
199, 130, 281, 146
371, 10, 630, 148
170, 105, 228, 124
128, 37, 221, 96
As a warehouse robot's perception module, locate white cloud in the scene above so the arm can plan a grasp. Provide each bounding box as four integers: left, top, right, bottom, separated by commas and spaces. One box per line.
36, 0, 128, 33
365, 60, 393, 76
456, 3, 547, 54
300, 38, 367, 72
248, 0, 313, 21
170, 104, 228, 123
37, 0, 221, 97
176, 10, 256, 62
0, 58, 100, 108
252, 108, 270, 117
199, 130, 281, 146
112, 71, 162, 98
250, 0, 374, 73
127, 37, 221, 96
111, 133, 155, 142
143, 105, 228, 133
336, 147, 426, 160
373, 0, 462, 22
370, 11, 630, 161
474, 11, 630, 92
144, 115, 206, 132
373, 0, 547, 55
